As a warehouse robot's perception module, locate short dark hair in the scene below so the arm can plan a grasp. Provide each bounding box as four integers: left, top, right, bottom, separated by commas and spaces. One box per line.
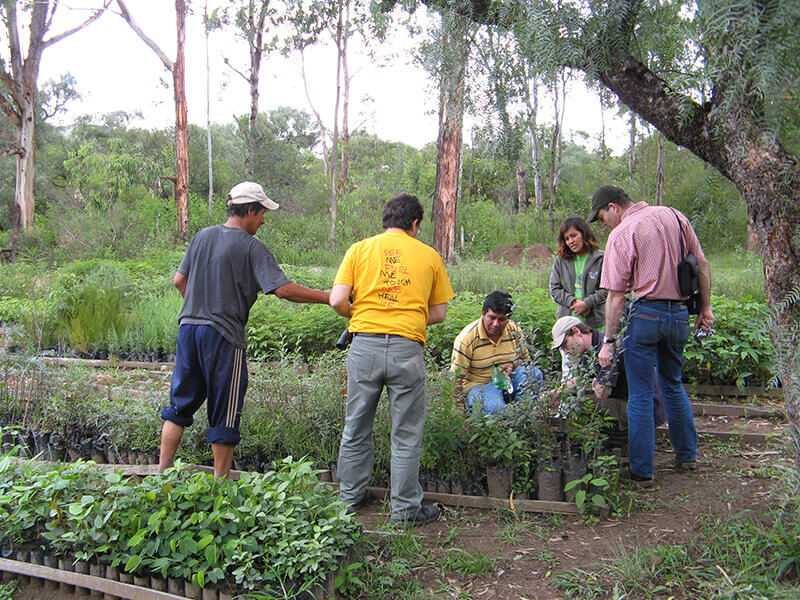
227, 201, 265, 217
382, 194, 424, 230
573, 323, 592, 334
557, 217, 600, 259
483, 291, 514, 315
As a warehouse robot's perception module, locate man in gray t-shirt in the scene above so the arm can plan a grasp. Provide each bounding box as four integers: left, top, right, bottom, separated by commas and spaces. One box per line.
159, 182, 330, 478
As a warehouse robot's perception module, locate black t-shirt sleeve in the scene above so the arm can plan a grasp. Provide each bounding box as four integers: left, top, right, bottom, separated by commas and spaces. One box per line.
250, 241, 291, 294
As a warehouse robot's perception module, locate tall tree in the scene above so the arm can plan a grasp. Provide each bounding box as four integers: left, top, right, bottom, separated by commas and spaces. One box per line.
221, 0, 281, 177
432, 7, 470, 263
397, 0, 800, 483
116, 0, 190, 242
0, 0, 108, 240
204, 1, 216, 212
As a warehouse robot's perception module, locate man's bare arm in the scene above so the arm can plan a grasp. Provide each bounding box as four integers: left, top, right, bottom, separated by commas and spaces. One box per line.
599, 290, 626, 367
427, 303, 447, 325
694, 255, 715, 332
274, 282, 330, 304
174, 272, 188, 298
329, 283, 353, 318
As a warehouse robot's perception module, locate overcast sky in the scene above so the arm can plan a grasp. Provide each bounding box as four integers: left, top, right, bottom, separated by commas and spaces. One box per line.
32, 1, 629, 153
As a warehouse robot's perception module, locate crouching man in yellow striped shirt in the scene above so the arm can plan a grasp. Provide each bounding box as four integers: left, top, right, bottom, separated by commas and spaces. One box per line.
450, 291, 543, 414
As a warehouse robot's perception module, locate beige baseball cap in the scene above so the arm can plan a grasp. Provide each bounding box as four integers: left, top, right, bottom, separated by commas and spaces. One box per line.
551, 316, 583, 349
227, 181, 280, 210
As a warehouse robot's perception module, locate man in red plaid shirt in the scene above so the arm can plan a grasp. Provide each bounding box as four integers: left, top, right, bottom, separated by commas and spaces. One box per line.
588, 185, 714, 486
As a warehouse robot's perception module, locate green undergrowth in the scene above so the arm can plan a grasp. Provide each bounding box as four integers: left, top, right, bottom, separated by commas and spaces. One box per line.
0, 455, 360, 593
0, 255, 775, 386
555, 506, 800, 599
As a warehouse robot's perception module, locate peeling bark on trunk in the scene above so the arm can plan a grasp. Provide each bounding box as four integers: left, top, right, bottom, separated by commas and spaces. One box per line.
117, 0, 189, 242
329, 5, 344, 252
523, 70, 543, 209
16, 96, 35, 229
173, 0, 189, 242
339, 0, 350, 189
2, 0, 107, 240
433, 10, 468, 263
245, 14, 264, 178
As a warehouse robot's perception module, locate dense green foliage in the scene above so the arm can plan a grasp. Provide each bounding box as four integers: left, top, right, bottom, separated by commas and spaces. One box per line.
0, 455, 360, 592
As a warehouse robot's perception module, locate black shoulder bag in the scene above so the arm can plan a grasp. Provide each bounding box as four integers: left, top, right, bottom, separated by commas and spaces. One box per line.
671, 209, 701, 315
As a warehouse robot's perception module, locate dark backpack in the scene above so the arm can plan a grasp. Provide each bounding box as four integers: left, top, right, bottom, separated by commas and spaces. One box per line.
672, 209, 701, 315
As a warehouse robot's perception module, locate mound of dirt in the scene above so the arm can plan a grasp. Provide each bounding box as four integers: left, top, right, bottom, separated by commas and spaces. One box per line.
487, 244, 553, 267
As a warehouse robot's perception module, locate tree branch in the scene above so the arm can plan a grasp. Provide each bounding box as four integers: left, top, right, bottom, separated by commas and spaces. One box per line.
5, 0, 24, 81
0, 65, 22, 115
222, 57, 250, 82
0, 90, 21, 127
595, 54, 729, 179
0, 146, 25, 159
115, 0, 174, 72
43, 0, 112, 49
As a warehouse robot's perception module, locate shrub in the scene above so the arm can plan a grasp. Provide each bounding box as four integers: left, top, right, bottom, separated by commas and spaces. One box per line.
0, 457, 360, 592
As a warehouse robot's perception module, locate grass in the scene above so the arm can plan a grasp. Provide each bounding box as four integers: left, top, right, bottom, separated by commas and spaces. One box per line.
441, 547, 495, 578
707, 249, 765, 300
445, 259, 551, 294
554, 510, 800, 599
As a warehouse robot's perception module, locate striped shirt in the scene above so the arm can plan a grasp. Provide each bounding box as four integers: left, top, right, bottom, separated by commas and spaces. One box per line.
450, 318, 531, 391
601, 202, 706, 300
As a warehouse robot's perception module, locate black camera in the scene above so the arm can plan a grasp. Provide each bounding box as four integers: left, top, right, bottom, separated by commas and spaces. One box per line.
336, 328, 353, 350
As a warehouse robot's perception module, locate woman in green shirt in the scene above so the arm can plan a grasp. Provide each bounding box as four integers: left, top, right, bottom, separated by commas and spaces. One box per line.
549, 217, 608, 380
549, 217, 607, 329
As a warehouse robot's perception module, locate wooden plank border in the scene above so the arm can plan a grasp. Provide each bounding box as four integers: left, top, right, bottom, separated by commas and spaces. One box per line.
691, 403, 782, 418
685, 384, 782, 398
0, 558, 188, 600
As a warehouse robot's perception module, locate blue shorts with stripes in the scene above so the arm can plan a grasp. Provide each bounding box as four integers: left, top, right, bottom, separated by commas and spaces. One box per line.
161, 324, 247, 446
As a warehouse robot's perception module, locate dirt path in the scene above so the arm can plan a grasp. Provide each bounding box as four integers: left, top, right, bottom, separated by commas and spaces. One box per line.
353, 440, 776, 599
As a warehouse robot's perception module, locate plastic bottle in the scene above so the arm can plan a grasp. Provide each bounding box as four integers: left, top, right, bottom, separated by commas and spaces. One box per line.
491, 364, 514, 394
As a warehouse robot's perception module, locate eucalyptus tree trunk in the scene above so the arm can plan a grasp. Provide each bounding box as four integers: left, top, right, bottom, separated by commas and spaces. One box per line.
627, 112, 637, 183
300, 49, 330, 175
204, 0, 213, 211
339, 0, 351, 189
523, 69, 544, 209
117, 0, 190, 241
245, 5, 267, 178
1, 0, 107, 239
433, 10, 469, 263
547, 72, 566, 232
329, 4, 344, 251
173, 0, 189, 241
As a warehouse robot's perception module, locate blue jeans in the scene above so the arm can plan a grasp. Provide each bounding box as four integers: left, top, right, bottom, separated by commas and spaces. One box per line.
623, 301, 697, 479
466, 366, 543, 414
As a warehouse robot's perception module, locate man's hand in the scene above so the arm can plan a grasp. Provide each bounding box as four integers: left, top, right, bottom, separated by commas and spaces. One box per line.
598, 342, 614, 368
592, 380, 611, 400
570, 299, 589, 316
500, 362, 513, 377
695, 305, 715, 332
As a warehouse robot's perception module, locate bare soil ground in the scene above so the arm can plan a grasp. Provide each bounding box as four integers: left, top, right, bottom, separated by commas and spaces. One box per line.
487, 245, 553, 268
353, 438, 778, 599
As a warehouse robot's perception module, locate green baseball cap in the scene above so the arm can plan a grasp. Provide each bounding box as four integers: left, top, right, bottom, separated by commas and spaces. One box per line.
587, 185, 627, 223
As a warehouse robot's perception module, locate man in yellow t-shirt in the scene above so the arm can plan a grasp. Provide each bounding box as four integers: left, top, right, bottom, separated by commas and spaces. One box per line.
330, 193, 454, 528
451, 291, 543, 414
